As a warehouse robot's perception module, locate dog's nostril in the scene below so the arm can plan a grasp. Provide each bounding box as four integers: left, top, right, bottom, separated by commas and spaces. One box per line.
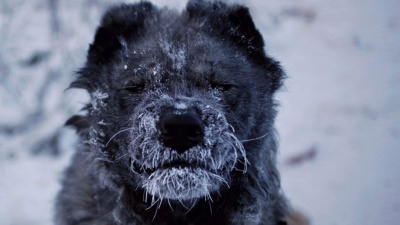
159, 113, 204, 153
160, 128, 176, 140
187, 129, 203, 141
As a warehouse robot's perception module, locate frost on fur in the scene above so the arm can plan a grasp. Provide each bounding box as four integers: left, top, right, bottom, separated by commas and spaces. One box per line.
56, 1, 287, 224
127, 92, 248, 201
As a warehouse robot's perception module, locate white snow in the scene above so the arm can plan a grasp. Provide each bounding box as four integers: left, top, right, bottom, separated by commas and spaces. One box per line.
249, 0, 400, 224
0, 0, 399, 225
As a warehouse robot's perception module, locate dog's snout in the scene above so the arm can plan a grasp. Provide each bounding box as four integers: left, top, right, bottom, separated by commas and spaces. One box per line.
159, 113, 204, 153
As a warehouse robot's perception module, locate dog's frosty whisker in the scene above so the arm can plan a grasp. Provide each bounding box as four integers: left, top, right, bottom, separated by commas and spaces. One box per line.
206, 192, 213, 203
207, 199, 213, 215
114, 153, 129, 162
240, 132, 269, 143
228, 123, 236, 133
158, 198, 163, 209
146, 196, 160, 210
129, 133, 144, 147
150, 198, 163, 221
185, 199, 198, 214
167, 199, 174, 212
177, 198, 189, 209
130, 160, 140, 175
87, 157, 112, 172
209, 173, 229, 188
106, 128, 133, 147
224, 140, 238, 171
225, 132, 248, 173
143, 190, 147, 203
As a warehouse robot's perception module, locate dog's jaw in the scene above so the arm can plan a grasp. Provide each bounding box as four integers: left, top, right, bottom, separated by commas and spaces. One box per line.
142, 167, 227, 201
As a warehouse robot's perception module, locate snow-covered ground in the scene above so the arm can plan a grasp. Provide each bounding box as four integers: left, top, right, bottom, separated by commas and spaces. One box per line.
0, 0, 399, 224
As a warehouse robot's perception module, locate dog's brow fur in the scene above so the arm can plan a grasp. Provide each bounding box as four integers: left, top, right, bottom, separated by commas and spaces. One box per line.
56, 1, 288, 225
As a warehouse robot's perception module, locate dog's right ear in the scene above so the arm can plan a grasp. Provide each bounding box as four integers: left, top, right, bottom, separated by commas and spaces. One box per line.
87, 2, 156, 65
70, 2, 156, 91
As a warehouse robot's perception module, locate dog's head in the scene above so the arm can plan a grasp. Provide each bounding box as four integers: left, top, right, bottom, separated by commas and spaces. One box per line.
68, 0, 283, 203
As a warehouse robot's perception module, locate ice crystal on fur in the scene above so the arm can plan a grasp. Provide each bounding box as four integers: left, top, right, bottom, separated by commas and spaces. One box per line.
160, 40, 186, 71
91, 90, 108, 112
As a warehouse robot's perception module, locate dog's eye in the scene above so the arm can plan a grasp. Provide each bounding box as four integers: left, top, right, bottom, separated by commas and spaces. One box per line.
122, 83, 145, 93
211, 83, 236, 92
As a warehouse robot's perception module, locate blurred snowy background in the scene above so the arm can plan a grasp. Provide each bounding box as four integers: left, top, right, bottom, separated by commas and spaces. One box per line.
0, 0, 399, 224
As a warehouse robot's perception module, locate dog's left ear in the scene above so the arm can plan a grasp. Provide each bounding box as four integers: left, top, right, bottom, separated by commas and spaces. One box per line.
186, 0, 264, 57
186, 0, 284, 92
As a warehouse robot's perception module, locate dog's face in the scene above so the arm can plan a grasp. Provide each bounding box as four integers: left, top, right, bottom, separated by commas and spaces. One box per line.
70, 1, 283, 203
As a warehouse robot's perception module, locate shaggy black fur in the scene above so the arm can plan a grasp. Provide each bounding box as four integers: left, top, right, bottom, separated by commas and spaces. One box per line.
55, 1, 287, 224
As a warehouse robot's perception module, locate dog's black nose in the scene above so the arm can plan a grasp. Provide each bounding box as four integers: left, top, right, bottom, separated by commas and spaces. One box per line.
159, 113, 204, 153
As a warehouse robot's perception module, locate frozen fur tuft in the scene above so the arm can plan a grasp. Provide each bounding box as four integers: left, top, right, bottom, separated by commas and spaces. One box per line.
56, 1, 287, 225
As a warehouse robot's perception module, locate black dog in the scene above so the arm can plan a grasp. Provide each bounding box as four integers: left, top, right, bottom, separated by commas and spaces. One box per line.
56, 1, 287, 224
